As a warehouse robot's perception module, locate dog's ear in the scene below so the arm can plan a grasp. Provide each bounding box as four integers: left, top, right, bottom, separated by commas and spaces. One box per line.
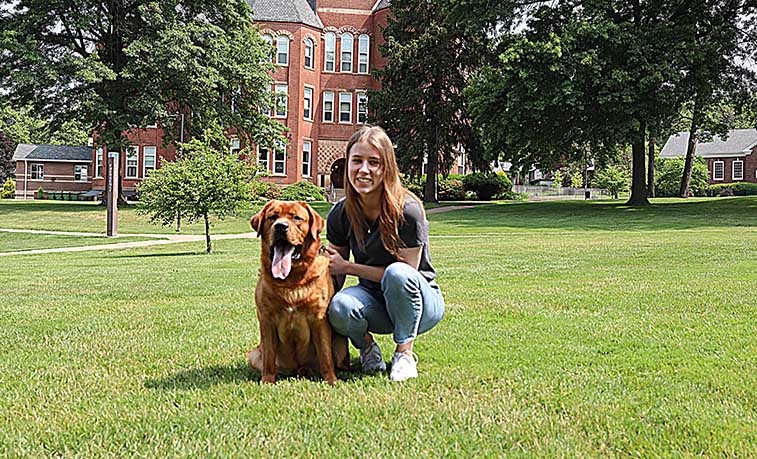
303, 202, 325, 241
251, 200, 275, 238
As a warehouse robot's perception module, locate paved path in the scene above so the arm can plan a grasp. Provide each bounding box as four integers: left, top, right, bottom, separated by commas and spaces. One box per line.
426, 205, 481, 214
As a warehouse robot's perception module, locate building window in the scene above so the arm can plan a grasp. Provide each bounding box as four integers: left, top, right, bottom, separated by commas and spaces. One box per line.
30, 163, 44, 180
126, 146, 138, 178
358, 34, 370, 74
304, 38, 314, 69
74, 165, 88, 182
357, 92, 368, 124
323, 91, 334, 122
303, 86, 314, 121
230, 138, 241, 155
143, 146, 157, 176
732, 159, 744, 180
274, 84, 288, 118
261, 34, 273, 62
339, 92, 352, 123
95, 147, 103, 178
302, 141, 312, 177
340, 33, 353, 72
324, 32, 336, 72
258, 145, 269, 171
273, 141, 286, 175
276, 36, 289, 65
713, 160, 724, 181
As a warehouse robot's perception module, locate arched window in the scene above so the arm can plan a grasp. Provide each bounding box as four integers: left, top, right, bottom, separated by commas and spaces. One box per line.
340, 32, 353, 72
324, 32, 336, 71
304, 38, 314, 69
358, 34, 369, 74
261, 34, 273, 63
276, 36, 289, 65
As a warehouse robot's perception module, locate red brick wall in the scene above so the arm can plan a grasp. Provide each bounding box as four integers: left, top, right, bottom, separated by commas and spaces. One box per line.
15, 160, 93, 199
705, 155, 757, 184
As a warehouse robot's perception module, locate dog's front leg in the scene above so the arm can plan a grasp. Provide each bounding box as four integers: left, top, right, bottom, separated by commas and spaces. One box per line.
260, 317, 278, 384
312, 319, 337, 386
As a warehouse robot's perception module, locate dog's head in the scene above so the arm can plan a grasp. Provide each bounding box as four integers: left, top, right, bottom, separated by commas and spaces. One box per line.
250, 200, 325, 280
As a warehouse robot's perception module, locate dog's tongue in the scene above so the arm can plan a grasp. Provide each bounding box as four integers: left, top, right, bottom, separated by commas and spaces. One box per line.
271, 244, 295, 279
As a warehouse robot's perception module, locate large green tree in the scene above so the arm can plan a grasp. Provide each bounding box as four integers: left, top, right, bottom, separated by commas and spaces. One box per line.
370, 0, 489, 202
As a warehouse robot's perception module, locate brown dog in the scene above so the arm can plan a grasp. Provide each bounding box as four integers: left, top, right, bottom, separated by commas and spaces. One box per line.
246, 200, 348, 385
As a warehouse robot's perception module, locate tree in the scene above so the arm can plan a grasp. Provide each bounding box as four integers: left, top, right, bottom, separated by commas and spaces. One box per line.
655, 157, 709, 198
0, 131, 14, 182
370, 0, 489, 203
137, 131, 259, 254
595, 166, 629, 200
0, 0, 282, 204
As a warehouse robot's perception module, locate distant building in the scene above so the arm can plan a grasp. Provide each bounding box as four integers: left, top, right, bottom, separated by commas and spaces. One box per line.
13, 144, 93, 199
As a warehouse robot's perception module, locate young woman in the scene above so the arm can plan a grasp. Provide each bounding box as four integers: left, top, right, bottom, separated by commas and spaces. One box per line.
325, 126, 445, 382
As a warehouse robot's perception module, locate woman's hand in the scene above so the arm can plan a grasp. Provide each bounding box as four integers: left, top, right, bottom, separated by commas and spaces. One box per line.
325, 245, 351, 276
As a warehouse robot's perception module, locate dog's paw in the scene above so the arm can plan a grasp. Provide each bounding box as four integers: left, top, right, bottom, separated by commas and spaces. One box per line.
261, 374, 276, 384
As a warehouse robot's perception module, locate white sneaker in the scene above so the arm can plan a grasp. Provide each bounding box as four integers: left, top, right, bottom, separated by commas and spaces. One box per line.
360, 341, 387, 372
390, 351, 418, 382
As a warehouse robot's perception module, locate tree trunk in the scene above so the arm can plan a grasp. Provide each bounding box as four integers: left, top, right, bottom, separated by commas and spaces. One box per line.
679, 97, 702, 198
647, 135, 656, 198
204, 212, 212, 254
423, 124, 439, 203
626, 120, 650, 206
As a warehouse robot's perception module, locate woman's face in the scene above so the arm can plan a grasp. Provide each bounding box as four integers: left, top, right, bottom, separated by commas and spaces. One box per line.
348, 141, 385, 198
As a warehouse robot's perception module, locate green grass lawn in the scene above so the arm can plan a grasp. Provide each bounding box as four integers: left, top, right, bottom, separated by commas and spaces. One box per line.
1, 197, 756, 456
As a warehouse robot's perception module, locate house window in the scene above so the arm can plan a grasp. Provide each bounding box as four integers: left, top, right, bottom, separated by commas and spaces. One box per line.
357, 92, 368, 124
30, 163, 44, 180
274, 84, 288, 118
358, 34, 370, 74
302, 141, 312, 177
261, 34, 273, 62
339, 92, 352, 123
276, 36, 289, 65
230, 138, 241, 155
713, 161, 724, 181
126, 147, 138, 178
323, 91, 334, 122
95, 147, 103, 178
304, 86, 313, 121
732, 160, 744, 180
273, 141, 286, 175
74, 165, 88, 182
340, 33, 353, 72
143, 146, 156, 176
304, 38, 314, 69
324, 32, 336, 72
258, 145, 269, 171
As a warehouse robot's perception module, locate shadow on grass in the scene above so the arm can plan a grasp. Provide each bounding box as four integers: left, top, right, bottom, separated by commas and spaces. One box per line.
144, 360, 370, 390
111, 251, 207, 259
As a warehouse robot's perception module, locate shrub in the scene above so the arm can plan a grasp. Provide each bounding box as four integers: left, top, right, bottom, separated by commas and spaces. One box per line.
654, 157, 709, 197
438, 178, 465, 200
462, 172, 512, 200
709, 182, 757, 197
36, 187, 44, 200
595, 166, 629, 199
251, 181, 282, 201
280, 180, 326, 201
1, 178, 15, 199
401, 175, 424, 198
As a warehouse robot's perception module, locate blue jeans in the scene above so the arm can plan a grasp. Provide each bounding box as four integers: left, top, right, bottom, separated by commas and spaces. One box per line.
327, 262, 445, 349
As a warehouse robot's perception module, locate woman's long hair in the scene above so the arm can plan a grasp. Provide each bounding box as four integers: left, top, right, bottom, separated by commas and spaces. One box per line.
343, 126, 422, 258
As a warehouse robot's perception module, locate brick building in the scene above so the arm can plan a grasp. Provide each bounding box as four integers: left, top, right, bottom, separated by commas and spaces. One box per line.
13, 144, 94, 199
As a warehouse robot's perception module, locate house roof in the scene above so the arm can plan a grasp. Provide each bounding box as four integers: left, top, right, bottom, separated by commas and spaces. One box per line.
660, 129, 757, 158
13, 144, 92, 162
247, 0, 323, 29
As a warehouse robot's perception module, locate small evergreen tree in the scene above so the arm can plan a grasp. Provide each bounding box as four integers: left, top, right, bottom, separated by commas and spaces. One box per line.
595, 166, 629, 199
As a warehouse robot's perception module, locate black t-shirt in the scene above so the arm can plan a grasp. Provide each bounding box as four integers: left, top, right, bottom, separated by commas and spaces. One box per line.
326, 196, 437, 290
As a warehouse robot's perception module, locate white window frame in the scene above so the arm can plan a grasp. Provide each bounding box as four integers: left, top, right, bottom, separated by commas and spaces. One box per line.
126, 146, 139, 178
95, 147, 104, 178
261, 34, 273, 63
276, 36, 289, 66
713, 160, 724, 181
274, 84, 288, 118
304, 38, 314, 69
357, 92, 368, 124
323, 91, 334, 123
30, 163, 44, 180
324, 32, 336, 72
273, 141, 286, 175
230, 138, 241, 155
143, 146, 157, 176
358, 34, 370, 74
74, 165, 88, 182
302, 141, 312, 178
258, 145, 270, 171
303, 86, 314, 121
340, 33, 353, 72
732, 159, 744, 180
339, 92, 352, 124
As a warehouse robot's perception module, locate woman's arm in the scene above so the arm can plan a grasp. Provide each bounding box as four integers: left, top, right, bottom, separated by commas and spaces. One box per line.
326, 245, 423, 284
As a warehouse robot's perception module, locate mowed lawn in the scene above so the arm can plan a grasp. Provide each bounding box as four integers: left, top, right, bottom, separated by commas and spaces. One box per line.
1, 197, 756, 457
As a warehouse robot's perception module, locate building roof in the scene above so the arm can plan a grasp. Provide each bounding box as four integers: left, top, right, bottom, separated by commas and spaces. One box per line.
660, 129, 757, 158
247, 0, 323, 29
13, 144, 92, 162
